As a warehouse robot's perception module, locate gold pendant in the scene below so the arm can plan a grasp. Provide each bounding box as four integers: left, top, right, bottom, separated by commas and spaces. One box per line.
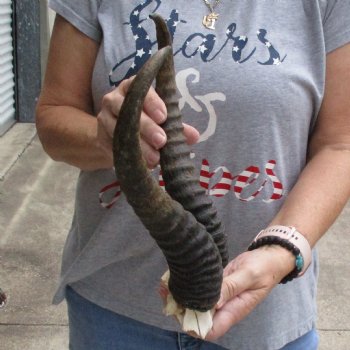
202, 12, 219, 30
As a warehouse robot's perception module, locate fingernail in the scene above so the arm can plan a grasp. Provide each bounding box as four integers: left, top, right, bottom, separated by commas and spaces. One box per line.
216, 294, 224, 309
154, 109, 166, 123
153, 132, 166, 148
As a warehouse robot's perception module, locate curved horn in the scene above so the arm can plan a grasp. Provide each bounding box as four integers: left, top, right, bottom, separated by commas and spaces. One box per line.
150, 14, 229, 267
113, 17, 226, 312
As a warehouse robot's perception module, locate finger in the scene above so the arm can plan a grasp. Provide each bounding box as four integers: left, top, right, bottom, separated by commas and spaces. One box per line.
103, 81, 167, 149
118, 75, 135, 95
140, 119, 198, 149
119, 77, 167, 124
217, 268, 253, 309
206, 291, 257, 341
140, 138, 160, 168
206, 300, 238, 340
143, 85, 167, 124
120, 78, 167, 124
101, 89, 124, 119
97, 109, 118, 139
183, 123, 200, 145
140, 113, 167, 150
99, 108, 166, 158
207, 282, 271, 341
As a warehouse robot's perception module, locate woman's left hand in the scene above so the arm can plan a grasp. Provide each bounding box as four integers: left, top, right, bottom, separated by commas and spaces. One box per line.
205, 245, 295, 341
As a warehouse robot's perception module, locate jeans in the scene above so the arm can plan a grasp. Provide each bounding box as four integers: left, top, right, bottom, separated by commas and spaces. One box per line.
281, 327, 319, 350
66, 286, 318, 350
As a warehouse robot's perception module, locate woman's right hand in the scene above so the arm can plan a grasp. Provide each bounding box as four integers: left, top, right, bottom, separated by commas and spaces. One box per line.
37, 15, 198, 171
97, 76, 200, 169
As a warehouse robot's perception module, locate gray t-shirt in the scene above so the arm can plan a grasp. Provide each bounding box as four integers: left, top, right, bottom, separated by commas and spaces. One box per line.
49, 1, 350, 349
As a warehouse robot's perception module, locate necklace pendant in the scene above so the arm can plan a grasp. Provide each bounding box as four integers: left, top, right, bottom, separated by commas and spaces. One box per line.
203, 12, 219, 30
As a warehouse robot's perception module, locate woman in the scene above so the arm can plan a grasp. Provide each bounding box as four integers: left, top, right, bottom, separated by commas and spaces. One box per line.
36, 1, 350, 349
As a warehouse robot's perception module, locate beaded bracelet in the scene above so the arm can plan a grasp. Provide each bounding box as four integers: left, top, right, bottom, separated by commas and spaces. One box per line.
247, 235, 304, 284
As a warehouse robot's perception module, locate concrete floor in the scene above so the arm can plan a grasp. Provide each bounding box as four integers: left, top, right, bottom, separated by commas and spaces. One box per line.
0, 124, 349, 349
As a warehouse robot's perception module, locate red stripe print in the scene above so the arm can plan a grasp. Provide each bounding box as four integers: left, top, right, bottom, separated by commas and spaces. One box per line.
264, 160, 283, 203
99, 181, 121, 209
99, 158, 284, 209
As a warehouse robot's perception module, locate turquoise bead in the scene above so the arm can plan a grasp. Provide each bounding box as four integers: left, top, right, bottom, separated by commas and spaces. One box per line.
295, 254, 304, 271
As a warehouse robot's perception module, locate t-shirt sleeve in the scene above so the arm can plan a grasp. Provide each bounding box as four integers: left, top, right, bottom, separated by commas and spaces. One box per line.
322, 0, 350, 53
49, 0, 102, 42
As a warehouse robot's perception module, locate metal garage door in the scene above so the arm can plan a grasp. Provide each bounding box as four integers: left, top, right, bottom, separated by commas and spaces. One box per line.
0, 0, 15, 136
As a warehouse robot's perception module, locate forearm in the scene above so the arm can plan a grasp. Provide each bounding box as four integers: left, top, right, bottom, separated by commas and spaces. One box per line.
270, 145, 350, 247
36, 104, 112, 171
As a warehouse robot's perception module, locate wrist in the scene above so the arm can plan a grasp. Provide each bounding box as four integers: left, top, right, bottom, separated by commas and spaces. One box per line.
257, 244, 295, 281
248, 225, 312, 283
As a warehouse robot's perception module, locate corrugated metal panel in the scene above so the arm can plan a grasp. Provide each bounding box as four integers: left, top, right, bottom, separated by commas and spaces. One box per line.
0, 0, 15, 135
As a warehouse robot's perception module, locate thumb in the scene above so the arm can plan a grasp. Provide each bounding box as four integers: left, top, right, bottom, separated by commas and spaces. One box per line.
217, 269, 250, 308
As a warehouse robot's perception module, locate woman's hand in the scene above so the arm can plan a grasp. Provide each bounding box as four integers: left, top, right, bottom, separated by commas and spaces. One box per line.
97, 76, 200, 169
37, 16, 199, 171
205, 245, 295, 341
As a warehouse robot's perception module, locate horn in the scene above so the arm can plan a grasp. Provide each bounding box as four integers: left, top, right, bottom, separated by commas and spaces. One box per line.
113, 15, 228, 312
151, 14, 229, 267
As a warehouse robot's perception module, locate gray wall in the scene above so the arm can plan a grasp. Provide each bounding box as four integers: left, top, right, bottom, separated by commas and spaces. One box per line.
14, 0, 42, 123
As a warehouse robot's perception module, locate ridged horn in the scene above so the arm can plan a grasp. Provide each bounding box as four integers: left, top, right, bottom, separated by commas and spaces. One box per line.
113, 15, 227, 312
150, 14, 229, 267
